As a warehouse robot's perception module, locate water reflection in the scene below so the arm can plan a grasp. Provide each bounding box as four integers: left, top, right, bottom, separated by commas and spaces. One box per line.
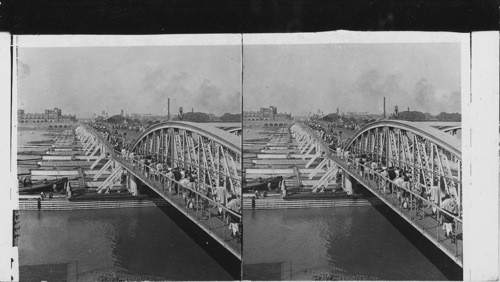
20, 207, 233, 281
243, 207, 455, 280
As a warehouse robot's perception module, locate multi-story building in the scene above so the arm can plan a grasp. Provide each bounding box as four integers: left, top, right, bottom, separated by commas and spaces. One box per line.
243, 106, 292, 121
18, 108, 76, 123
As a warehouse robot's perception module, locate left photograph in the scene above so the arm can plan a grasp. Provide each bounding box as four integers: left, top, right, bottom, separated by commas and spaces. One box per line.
14, 35, 242, 281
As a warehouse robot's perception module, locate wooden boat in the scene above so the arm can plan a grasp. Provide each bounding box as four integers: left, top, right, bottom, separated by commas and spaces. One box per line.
243, 176, 283, 192
69, 192, 148, 202
283, 187, 363, 200
18, 177, 68, 194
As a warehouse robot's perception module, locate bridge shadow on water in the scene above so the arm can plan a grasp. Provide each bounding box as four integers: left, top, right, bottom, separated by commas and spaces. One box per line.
143, 187, 241, 280
355, 184, 463, 280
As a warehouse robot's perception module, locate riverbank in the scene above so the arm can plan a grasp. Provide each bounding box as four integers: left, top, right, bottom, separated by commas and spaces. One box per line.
19, 197, 170, 211
243, 195, 383, 209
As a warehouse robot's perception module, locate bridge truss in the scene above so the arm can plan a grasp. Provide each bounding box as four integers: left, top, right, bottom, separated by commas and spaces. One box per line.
131, 121, 242, 196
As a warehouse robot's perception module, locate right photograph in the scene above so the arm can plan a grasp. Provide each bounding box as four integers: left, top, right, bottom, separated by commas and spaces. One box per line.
242, 33, 467, 281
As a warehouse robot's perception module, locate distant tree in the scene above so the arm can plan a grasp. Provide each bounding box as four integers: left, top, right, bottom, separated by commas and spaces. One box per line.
345, 117, 356, 123
182, 112, 210, 122
105, 115, 125, 124
220, 113, 241, 122
396, 111, 427, 121
321, 113, 339, 122
436, 112, 461, 122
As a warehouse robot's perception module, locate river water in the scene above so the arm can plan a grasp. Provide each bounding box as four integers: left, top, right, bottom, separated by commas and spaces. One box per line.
19, 208, 233, 281
17, 127, 234, 281
243, 205, 461, 281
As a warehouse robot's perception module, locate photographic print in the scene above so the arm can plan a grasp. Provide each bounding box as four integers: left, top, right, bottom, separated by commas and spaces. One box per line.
14, 35, 242, 281
242, 33, 468, 280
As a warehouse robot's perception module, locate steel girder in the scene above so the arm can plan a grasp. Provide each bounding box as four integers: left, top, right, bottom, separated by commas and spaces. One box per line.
345, 122, 462, 209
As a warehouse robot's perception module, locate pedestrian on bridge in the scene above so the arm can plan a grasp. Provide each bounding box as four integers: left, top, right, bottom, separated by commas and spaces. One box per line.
429, 179, 444, 217
214, 182, 229, 218
379, 167, 388, 191
387, 167, 396, 194
180, 175, 190, 207
370, 160, 378, 181
227, 195, 241, 242
173, 168, 181, 195
440, 195, 458, 242
393, 174, 405, 205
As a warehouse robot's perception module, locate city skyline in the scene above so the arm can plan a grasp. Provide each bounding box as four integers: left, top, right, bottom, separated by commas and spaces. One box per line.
17, 45, 242, 117
243, 43, 462, 116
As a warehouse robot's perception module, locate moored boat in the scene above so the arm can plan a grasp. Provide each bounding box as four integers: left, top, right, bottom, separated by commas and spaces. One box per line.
243, 176, 283, 192
283, 190, 363, 200
18, 177, 69, 194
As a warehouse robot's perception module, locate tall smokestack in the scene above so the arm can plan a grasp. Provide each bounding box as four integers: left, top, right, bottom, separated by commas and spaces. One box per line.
383, 97, 386, 119
167, 98, 170, 120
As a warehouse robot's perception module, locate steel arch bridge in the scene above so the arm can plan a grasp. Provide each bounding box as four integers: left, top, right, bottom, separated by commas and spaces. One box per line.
130, 121, 241, 196
290, 120, 463, 266
75, 122, 242, 260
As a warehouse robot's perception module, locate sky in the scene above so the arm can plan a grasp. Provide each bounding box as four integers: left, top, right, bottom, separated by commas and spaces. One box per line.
243, 43, 462, 116
17, 45, 242, 118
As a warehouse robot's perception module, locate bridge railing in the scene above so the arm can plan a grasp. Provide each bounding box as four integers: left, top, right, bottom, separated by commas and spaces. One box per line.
345, 146, 460, 185
132, 154, 242, 196
121, 155, 242, 220
333, 154, 462, 259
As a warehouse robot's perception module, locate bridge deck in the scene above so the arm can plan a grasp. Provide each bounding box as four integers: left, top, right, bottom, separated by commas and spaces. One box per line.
330, 154, 463, 267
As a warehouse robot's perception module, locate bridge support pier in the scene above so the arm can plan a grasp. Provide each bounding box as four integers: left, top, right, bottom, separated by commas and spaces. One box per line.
128, 172, 138, 196
342, 171, 353, 195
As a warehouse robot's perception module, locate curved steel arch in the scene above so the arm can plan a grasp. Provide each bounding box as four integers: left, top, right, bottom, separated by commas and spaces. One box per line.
131, 121, 240, 153
345, 120, 461, 157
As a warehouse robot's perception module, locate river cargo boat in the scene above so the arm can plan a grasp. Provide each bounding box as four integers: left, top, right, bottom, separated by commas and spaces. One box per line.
243, 176, 283, 193
18, 177, 69, 194
283, 190, 364, 200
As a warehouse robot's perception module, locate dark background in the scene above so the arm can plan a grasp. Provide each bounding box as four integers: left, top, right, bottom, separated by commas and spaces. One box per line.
0, 0, 497, 34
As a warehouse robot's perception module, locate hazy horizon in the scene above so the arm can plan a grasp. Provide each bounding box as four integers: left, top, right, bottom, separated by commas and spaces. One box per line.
243, 43, 462, 116
17, 45, 242, 118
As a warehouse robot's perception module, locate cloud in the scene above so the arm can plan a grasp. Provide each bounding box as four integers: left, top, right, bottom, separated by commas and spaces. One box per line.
194, 80, 241, 114
142, 69, 240, 115
18, 61, 31, 80
354, 69, 406, 112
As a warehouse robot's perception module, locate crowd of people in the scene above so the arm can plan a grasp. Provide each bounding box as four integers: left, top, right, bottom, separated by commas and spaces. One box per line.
304, 121, 350, 150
